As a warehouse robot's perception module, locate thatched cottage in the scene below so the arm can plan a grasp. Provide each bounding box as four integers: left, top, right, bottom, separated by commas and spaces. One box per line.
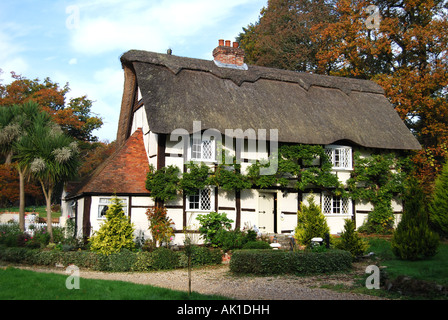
63, 40, 420, 244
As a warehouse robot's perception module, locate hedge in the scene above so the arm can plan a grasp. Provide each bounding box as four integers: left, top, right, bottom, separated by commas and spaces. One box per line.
229, 249, 352, 275
0, 245, 222, 272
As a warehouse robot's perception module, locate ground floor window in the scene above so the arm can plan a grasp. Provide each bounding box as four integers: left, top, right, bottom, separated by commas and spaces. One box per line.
322, 193, 352, 215
98, 197, 128, 218
187, 187, 214, 211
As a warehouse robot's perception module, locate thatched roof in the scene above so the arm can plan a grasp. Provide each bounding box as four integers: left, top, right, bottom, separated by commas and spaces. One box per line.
119, 50, 420, 150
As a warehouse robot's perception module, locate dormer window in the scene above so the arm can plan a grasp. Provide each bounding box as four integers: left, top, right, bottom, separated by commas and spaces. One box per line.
325, 145, 352, 170
190, 137, 215, 162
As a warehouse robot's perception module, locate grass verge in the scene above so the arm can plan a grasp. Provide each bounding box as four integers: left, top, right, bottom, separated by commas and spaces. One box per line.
0, 267, 229, 300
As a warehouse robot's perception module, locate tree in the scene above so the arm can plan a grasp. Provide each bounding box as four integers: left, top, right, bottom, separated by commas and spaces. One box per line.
237, 0, 448, 195
0, 101, 51, 231
237, 0, 337, 72
0, 71, 103, 143
334, 219, 369, 258
391, 179, 439, 260
14, 112, 80, 241
313, 0, 448, 194
294, 195, 330, 247
429, 161, 448, 238
89, 196, 135, 255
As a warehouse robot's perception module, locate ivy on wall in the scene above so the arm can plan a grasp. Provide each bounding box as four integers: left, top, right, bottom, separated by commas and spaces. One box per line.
145, 144, 346, 201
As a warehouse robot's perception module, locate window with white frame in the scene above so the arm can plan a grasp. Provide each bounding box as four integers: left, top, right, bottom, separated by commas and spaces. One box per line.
325, 145, 352, 170
187, 187, 214, 211
190, 137, 215, 162
98, 197, 128, 219
322, 193, 352, 215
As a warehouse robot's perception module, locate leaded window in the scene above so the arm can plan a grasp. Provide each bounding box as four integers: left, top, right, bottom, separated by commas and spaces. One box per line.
322, 193, 352, 215
188, 187, 214, 211
98, 197, 128, 219
325, 145, 352, 170
190, 137, 215, 162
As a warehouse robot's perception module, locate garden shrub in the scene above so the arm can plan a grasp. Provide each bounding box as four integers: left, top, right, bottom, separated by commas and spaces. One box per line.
334, 219, 369, 258
132, 251, 153, 271
106, 249, 138, 272
295, 196, 330, 247
150, 247, 179, 270
429, 162, 448, 238
229, 249, 352, 275
241, 241, 272, 250
196, 212, 233, 247
392, 180, 439, 260
145, 206, 175, 247
89, 196, 136, 255
178, 246, 222, 267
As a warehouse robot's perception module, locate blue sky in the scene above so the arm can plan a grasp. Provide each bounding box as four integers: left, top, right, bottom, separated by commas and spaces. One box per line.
0, 0, 266, 141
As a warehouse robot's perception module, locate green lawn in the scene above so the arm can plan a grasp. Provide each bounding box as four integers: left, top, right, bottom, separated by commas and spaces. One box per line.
0, 206, 61, 218
0, 267, 229, 300
367, 237, 448, 286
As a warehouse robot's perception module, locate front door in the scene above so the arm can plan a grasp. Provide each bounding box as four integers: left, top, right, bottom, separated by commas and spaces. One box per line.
258, 192, 275, 233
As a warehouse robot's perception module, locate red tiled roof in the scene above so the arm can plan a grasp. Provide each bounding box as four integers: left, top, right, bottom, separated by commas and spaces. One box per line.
73, 128, 150, 196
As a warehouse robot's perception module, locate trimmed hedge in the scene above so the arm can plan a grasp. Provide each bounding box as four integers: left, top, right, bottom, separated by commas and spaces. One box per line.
0, 245, 222, 272
229, 249, 352, 275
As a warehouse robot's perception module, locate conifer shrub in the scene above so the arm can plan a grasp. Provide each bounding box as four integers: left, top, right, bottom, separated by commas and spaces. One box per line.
89, 196, 136, 255
334, 219, 369, 259
429, 162, 448, 238
294, 196, 330, 247
391, 180, 439, 260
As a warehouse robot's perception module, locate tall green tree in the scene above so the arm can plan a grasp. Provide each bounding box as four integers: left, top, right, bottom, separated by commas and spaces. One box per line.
429, 161, 448, 238
14, 112, 80, 241
237, 0, 337, 72
391, 179, 439, 260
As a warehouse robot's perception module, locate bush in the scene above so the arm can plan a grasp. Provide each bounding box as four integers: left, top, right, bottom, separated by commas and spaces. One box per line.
392, 180, 439, 260
196, 212, 233, 247
145, 206, 174, 247
89, 197, 135, 255
334, 219, 369, 258
429, 162, 448, 238
178, 246, 222, 267
295, 196, 330, 247
241, 241, 272, 250
108, 249, 138, 272
229, 249, 352, 275
150, 247, 179, 270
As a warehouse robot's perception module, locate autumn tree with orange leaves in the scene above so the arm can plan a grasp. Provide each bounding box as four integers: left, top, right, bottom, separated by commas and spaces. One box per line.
0, 71, 103, 143
239, 0, 448, 195
0, 70, 109, 209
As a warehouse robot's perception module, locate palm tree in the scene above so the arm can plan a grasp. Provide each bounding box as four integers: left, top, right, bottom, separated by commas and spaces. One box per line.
0, 102, 45, 231
15, 111, 80, 242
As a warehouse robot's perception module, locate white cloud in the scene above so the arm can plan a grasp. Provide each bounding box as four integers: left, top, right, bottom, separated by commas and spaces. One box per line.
0, 28, 28, 78
69, 0, 264, 55
68, 58, 78, 65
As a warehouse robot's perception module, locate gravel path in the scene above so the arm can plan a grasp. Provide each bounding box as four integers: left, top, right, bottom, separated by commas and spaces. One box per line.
13, 263, 384, 300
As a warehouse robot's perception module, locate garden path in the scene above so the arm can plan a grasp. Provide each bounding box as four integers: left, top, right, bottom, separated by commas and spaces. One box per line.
15, 263, 384, 300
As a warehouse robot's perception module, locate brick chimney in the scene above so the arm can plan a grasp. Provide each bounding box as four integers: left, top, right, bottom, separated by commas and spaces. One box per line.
213, 39, 246, 68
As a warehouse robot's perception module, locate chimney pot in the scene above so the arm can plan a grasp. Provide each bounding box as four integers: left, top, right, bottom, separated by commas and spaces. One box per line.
213, 39, 246, 68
